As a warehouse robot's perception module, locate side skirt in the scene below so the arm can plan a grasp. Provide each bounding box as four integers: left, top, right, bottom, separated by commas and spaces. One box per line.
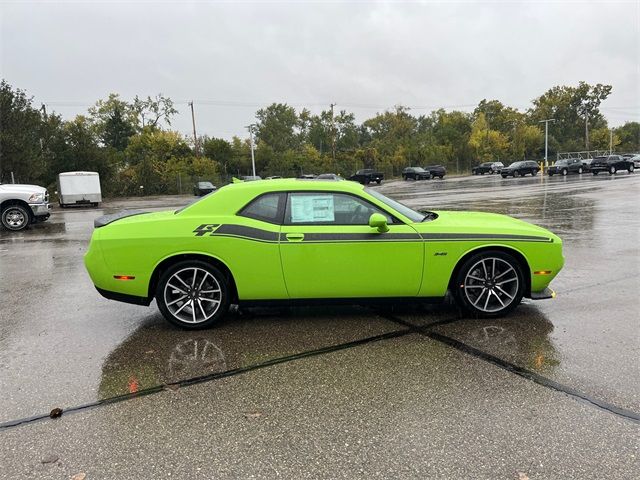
238, 297, 445, 308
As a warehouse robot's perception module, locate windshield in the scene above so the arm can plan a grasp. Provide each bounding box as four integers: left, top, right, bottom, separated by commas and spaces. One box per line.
365, 188, 426, 222
554, 161, 567, 166
509, 162, 523, 167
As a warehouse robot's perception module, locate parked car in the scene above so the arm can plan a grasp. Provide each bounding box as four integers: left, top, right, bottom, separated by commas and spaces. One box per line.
472, 162, 494, 175
472, 161, 503, 175
316, 173, 343, 180
590, 155, 634, 175
240, 175, 262, 181
424, 165, 446, 179
501, 161, 540, 178
193, 181, 216, 196
298, 174, 317, 179
547, 158, 584, 176
58, 171, 102, 207
402, 167, 431, 180
349, 169, 383, 185
85, 178, 564, 328
581, 158, 594, 172
622, 154, 640, 169
266, 176, 282, 180
0, 182, 51, 231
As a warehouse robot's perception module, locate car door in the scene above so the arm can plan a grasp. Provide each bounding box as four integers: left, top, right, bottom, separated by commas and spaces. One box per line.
279, 191, 424, 299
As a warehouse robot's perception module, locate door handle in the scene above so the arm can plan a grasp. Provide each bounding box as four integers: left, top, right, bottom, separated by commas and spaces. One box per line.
285, 233, 305, 242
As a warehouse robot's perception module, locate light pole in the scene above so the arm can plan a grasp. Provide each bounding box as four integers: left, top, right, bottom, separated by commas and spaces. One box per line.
246, 124, 257, 177
538, 118, 556, 169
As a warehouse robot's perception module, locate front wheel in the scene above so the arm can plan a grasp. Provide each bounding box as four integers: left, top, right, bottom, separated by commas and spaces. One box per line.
562, 169, 568, 176
513, 170, 520, 177
156, 260, 231, 329
532, 169, 538, 176
578, 167, 583, 174
629, 165, 634, 173
609, 166, 616, 175
376, 179, 381, 184
1, 205, 31, 231
455, 251, 525, 318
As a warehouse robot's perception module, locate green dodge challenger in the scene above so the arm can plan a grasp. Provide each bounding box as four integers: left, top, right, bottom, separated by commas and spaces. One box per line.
85, 179, 563, 329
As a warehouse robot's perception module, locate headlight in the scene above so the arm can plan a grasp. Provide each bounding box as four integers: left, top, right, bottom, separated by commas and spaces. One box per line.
28, 192, 45, 203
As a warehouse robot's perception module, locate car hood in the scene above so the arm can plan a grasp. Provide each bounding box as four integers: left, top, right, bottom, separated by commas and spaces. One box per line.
0, 184, 47, 194
414, 211, 559, 241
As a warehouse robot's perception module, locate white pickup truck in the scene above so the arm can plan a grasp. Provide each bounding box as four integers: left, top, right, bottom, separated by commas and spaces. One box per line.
0, 183, 51, 231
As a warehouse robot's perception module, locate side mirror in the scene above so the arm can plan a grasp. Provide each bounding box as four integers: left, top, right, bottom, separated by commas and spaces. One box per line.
369, 213, 389, 233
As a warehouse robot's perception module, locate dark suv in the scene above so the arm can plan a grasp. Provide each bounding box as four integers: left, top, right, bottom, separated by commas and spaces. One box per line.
590, 155, 634, 175
424, 165, 446, 179
501, 161, 540, 178
402, 167, 431, 180
548, 158, 584, 176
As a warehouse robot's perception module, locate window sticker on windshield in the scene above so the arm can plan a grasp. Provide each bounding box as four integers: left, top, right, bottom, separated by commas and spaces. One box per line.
291, 195, 335, 223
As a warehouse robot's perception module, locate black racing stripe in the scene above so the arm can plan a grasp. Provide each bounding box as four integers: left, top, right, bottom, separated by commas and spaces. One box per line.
420, 233, 552, 242
279, 232, 422, 242
213, 224, 279, 242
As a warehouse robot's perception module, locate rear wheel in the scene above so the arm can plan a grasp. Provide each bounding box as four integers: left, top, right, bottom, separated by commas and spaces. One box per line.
629, 165, 634, 173
1, 204, 31, 231
578, 167, 583, 174
156, 260, 230, 329
609, 166, 616, 175
532, 169, 538, 176
455, 251, 525, 318
562, 168, 568, 176
513, 170, 520, 177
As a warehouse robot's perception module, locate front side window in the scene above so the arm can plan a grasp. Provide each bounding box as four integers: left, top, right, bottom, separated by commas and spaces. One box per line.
285, 192, 393, 225
238, 192, 285, 224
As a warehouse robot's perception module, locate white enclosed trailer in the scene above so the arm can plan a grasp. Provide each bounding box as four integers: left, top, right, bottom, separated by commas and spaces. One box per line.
57, 171, 102, 207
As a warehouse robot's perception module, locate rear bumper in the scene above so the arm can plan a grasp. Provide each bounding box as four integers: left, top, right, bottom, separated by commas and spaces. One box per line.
96, 287, 152, 306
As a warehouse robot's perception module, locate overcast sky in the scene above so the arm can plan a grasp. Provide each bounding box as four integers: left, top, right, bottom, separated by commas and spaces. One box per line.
1, 0, 638, 139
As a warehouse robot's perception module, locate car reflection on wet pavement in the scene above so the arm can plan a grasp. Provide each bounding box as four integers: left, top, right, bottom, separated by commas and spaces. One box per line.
0, 174, 638, 479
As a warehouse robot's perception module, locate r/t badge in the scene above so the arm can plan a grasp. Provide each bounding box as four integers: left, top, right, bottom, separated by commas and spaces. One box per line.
193, 224, 220, 236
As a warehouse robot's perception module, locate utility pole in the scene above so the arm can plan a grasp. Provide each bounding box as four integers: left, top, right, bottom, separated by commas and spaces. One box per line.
538, 118, 556, 168
584, 112, 589, 150
188, 101, 199, 156
609, 129, 613, 154
330, 103, 337, 166
246, 124, 257, 177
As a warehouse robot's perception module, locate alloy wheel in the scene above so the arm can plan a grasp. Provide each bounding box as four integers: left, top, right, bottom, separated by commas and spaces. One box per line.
463, 257, 520, 313
163, 267, 222, 324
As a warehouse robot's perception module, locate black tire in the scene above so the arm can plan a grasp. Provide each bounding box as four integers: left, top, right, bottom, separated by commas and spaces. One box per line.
609, 166, 616, 175
629, 165, 634, 173
578, 167, 583, 174
501, 175, 508, 179
562, 168, 568, 176
513, 170, 520, 177
454, 250, 525, 318
593, 171, 599, 175
376, 179, 381, 184
156, 260, 231, 330
1, 204, 31, 231
403, 175, 408, 181
532, 169, 538, 176
439, 175, 444, 179
480, 171, 485, 175
548, 172, 554, 177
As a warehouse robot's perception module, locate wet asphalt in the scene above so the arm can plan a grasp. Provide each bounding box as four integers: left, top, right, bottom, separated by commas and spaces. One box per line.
0, 173, 638, 479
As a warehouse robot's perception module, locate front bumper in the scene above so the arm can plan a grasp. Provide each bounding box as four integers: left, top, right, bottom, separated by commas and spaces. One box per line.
530, 287, 556, 300
29, 202, 51, 219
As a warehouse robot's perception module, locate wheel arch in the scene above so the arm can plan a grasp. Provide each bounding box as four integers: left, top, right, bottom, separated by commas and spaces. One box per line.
148, 252, 238, 303
447, 245, 532, 297
1, 199, 32, 218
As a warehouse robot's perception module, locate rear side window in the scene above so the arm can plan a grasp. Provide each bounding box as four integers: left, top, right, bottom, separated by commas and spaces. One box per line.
238, 193, 285, 224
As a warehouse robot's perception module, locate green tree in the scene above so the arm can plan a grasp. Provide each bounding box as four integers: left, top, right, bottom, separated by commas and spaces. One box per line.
614, 122, 639, 152
131, 94, 178, 129
0, 80, 44, 183
255, 103, 299, 153
89, 94, 137, 150
468, 113, 510, 161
